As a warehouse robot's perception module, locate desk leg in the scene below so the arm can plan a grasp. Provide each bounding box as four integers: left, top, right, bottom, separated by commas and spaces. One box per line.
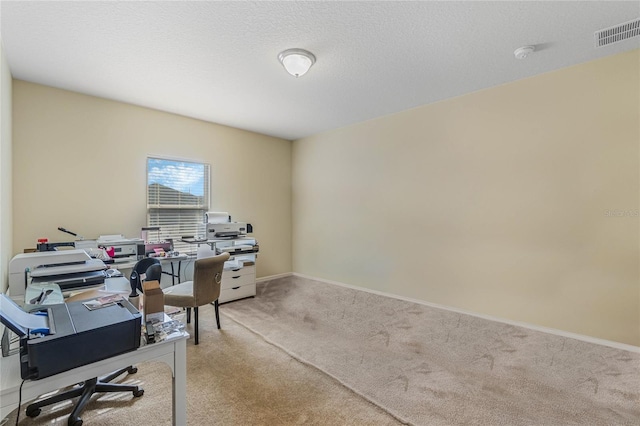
171, 262, 176, 286
173, 338, 187, 426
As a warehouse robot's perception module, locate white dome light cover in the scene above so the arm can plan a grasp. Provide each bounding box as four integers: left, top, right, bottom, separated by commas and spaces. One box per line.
278, 48, 316, 77
514, 45, 535, 59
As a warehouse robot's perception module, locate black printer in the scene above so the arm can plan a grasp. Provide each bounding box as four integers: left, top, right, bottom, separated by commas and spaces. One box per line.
0, 295, 141, 380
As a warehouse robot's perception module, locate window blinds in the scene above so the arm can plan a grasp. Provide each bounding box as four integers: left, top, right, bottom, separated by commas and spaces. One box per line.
147, 158, 210, 251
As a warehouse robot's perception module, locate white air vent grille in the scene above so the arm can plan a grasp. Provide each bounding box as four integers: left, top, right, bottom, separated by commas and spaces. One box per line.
595, 18, 640, 47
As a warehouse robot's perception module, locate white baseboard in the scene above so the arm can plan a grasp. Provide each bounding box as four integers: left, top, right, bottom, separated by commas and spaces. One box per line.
291, 272, 640, 353
256, 272, 292, 283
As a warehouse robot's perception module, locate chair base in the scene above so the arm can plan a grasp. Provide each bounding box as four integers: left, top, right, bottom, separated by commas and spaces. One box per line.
25, 366, 143, 426
185, 299, 221, 345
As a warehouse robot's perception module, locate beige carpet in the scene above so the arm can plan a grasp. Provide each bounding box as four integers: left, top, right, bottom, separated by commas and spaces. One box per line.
222, 276, 640, 426
6, 275, 639, 425
4, 302, 401, 425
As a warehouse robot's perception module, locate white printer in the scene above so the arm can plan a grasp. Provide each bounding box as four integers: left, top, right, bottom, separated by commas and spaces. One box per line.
206, 222, 253, 239
204, 211, 253, 239
96, 235, 144, 262
8, 250, 107, 301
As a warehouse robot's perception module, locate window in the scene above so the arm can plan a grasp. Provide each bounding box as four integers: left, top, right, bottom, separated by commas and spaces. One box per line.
147, 157, 210, 252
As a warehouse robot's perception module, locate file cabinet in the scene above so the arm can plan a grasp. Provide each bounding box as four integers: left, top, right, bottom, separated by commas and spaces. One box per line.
219, 259, 256, 303
179, 236, 258, 304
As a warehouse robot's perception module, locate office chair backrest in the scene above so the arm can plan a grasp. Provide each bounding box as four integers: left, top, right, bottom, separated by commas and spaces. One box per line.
145, 264, 162, 282
129, 257, 161, 296
193, 252, 230, 305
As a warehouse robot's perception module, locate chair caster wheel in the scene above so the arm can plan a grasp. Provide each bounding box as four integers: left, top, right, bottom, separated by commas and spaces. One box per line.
127, 366, 138, 374
26, 406, 41, 417
133, 388, 144, 397
68, 416, 83, 426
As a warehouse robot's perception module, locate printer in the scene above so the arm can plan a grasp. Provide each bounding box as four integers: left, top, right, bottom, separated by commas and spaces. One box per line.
97, 235, 144, 263
9, 250, 107, 301
0, 294, 141, 380
206, 222, 253, 239
215, 238, 260, 255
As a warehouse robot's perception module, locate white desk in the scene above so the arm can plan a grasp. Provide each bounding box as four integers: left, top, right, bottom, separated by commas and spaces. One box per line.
111, 254, 189, 285
1, 334, 187, 424
1, 278, 189, 425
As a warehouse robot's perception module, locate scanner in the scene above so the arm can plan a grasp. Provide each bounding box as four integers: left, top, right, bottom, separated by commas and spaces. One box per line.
0, 294, 141, 380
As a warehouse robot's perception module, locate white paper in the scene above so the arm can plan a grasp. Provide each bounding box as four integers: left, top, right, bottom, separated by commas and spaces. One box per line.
205, 212, 229, 224
0, 294, 49, 331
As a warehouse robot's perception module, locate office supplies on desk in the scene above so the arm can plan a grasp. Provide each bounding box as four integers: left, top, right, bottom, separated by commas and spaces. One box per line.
35, 238, 76, 252
9, 250, 108, 301
82, 294, 124, 310
0, 294, 141, 380
25, 284, 63, 306
97, 235, 145, 263
105, 268, 123, 278
144, 240, 173, 256
57, 226, 84, 240
181, 236, 207, 243
142, 280, 164, 323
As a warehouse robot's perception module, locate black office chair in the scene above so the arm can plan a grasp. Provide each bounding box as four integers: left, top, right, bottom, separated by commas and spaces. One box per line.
26, 368, 143, 426
26, 259, 163, 426
129, 257, 162, 297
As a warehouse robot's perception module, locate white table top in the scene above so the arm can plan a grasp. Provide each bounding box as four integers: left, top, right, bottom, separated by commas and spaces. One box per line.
110, 254, 189, 270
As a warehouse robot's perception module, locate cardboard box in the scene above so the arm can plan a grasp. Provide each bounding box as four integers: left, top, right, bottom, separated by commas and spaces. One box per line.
142, 280, 164, 322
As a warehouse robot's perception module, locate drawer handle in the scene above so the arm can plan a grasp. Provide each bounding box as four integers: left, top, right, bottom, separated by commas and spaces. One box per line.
232, 286, 240, 290
232, 268, 241, 272
232, 276, 241, 279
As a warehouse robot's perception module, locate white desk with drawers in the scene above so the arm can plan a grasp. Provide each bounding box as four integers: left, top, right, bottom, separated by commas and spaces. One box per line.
180, 237, 258, 304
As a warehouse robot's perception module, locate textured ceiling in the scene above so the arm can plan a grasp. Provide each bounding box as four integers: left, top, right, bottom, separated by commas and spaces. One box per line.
1, 1, 639, 140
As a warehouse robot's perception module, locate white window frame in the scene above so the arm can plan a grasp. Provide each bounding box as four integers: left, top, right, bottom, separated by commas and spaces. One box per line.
146, 156, 210, 252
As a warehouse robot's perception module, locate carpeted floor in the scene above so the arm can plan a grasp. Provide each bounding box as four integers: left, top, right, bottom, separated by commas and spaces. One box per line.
223, 275, 640, 426
4, 297, 401, 426
5, 275, 639, 425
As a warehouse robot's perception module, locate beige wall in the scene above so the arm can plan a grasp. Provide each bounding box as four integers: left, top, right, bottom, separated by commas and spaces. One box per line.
12, 82, 292, 278
0, 39, 12, 293
292, 50, 640, 346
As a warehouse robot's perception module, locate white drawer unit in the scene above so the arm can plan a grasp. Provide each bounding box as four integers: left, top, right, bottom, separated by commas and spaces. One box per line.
219, 262, 256, 303
219, 284, 256, 304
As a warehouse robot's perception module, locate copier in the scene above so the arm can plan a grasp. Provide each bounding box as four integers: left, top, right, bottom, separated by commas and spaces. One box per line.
206, 221, 253, 239
0, 294, 141, 380
8, 250, 107, 301
96, 235, 145, 263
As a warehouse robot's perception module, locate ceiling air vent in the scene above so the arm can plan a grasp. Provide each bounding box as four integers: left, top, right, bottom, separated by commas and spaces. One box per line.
595, 18, 640, 47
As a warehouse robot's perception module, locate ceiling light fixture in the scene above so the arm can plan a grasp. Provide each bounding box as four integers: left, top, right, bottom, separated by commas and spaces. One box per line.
514, 45, 535, 59
278, 48, 316, 77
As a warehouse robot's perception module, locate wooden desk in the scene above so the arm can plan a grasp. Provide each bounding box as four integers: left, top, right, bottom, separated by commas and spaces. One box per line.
1, 278, 189, 425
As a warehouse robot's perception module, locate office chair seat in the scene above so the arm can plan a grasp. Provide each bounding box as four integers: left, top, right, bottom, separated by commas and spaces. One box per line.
163, 252, 229, 344
26, 366, 143, 426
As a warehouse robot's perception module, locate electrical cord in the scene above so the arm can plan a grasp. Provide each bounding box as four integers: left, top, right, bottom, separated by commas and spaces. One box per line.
16, 378, 27, 426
